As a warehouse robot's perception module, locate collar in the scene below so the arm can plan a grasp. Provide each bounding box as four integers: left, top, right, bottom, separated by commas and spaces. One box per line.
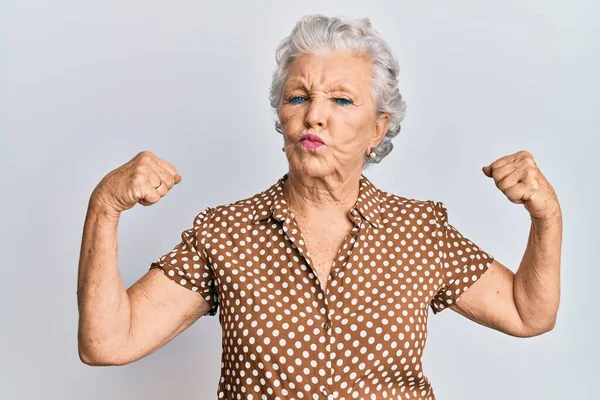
251, 173, 383, 229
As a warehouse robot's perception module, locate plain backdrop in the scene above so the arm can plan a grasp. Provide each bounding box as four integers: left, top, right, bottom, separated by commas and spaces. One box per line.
1, 1, 598, 399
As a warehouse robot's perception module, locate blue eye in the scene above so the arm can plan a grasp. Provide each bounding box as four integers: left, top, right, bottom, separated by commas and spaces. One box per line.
287, 96, 352, 106
335, 98, 352, 106
289, 96, 306, 104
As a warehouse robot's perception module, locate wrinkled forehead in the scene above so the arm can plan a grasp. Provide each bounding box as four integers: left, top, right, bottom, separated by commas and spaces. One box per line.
284, 52, 373, 94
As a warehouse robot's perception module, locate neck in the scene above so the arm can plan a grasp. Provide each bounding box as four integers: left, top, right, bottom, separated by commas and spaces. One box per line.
283, 168, 363, 218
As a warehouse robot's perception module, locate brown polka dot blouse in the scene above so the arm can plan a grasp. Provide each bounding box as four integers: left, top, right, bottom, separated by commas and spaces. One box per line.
149, 172, 494, 400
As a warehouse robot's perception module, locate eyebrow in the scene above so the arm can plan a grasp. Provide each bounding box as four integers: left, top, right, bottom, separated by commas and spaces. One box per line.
285, 79, 359, 95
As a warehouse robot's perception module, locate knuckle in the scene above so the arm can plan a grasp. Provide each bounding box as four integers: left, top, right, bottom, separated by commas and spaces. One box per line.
133, 163, 149, 176
143, 196, 158, 205
132, 174, 147, 186
137, 151, 154, 162
519, 150, 531, 158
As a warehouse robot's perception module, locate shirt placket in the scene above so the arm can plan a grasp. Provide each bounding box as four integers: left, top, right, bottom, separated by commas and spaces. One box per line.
323, 208, 362, 399
278, 200, 363, 399
273, 203, 330, 398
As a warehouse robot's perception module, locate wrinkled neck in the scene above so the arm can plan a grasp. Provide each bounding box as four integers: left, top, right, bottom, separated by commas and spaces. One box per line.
283, 170, 362, 218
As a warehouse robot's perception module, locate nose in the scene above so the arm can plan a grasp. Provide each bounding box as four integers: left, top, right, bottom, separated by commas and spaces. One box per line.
304, 97, 328, 129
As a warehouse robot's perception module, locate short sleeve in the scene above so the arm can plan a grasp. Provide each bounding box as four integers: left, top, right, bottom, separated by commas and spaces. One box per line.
149, 207, 219, 317
429, 201, 495, 315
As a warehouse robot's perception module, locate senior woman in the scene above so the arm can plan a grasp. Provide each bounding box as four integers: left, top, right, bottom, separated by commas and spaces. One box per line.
77, 14, 562, 400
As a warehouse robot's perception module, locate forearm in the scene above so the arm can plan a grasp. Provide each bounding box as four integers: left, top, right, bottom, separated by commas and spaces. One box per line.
77, 195, 131, 364
513, 210, 562, 332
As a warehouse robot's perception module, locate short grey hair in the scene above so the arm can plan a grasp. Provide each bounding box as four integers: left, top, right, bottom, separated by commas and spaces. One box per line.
269, 14, 407, 168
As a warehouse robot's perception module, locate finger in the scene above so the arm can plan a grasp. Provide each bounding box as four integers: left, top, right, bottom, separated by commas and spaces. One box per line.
485, 150, 529, 175
139, 178, 163, 206
151, 175, 170, 198
491, 162, 519, 186
496, 166, 524, 192
504, 182, 531, 204
154, 156, 182, 182
150, 160, 177, 190
488, 153, 518, 173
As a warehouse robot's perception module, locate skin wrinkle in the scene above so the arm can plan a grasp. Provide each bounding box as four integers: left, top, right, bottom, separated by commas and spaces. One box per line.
126, 281, 194, 359
77, 20, 561, 396
273, 50, 393, 295
514, 220, 558, 331
284, 78, 362, 102
278, 50, 390, 218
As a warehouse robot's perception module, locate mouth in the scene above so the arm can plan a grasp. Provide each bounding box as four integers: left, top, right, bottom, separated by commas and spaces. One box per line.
299, 133, 325, 149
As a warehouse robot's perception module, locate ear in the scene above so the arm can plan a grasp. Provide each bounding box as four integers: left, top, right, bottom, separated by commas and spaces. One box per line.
372, 112, 391, 147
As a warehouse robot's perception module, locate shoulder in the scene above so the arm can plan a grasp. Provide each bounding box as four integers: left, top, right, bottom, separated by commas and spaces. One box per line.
192, 188, 267, 228
377, 190, 448, 232
378, 189, 440, 216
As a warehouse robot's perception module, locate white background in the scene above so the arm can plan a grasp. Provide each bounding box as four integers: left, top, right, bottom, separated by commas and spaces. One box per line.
1, 0, 597, 399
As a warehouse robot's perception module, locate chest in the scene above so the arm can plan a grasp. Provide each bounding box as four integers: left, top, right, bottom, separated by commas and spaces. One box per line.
294, 217, 355, 291
206, 212, 441, 326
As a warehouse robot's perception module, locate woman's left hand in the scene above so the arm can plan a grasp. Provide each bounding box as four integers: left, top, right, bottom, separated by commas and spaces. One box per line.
482, 150, 561, 223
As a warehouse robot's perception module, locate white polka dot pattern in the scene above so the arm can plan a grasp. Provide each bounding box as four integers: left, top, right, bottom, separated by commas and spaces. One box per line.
149, 173, 494, 399
150, 207, 219, 316
429, 201, 495, 314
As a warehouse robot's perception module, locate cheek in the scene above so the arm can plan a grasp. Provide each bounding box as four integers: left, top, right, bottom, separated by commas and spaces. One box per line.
279, 105, 300, 125
338, 112, 368, 139
331, 115, 374, 152
278, 108, 287, 126
279, 108, 300, 139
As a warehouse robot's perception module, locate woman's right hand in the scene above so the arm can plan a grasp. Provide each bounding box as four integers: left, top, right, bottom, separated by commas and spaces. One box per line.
90, 151, 182, 217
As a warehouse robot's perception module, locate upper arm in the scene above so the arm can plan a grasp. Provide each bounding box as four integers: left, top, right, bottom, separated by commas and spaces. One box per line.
428, 201, 541, 338
117, 268, 212, 365
448, 259, 539, 338
113, 207, 219, 365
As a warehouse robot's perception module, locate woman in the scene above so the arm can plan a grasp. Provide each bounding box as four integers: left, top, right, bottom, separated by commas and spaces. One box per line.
77, 14, 562, 400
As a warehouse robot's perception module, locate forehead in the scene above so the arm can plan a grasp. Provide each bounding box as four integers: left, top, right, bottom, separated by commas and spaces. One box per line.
284, 51, 372, 93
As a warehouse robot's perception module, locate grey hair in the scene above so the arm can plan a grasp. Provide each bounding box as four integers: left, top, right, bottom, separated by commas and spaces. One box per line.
269, 14, 407, 168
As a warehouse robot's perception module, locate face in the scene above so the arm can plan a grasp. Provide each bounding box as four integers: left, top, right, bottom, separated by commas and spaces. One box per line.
279, 50, 390, 179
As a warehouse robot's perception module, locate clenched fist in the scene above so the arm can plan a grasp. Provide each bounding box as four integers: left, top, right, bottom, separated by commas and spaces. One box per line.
90, 151, 182, 217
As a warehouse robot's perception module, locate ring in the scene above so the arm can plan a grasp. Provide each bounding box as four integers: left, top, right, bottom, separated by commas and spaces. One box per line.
154, 181, 162, 189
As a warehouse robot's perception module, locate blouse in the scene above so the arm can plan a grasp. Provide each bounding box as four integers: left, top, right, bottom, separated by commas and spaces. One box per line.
149, 172, 495, 400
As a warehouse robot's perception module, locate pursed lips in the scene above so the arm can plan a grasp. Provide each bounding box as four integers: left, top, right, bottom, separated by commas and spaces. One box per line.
299, 134, 325, 149
300, 134, 324, 143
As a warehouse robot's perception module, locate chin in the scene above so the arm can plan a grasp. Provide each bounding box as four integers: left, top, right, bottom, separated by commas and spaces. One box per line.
289, 157, 332, 178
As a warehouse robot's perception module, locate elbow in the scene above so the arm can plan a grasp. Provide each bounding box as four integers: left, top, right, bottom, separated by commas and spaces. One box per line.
541, 317, 557, 334
545, 316, 557, 332
78, 343, 130, 367
78, 324, 133, 366
518, 317, 557, 338
79, 345, 103, 366
79, 347, 104, 366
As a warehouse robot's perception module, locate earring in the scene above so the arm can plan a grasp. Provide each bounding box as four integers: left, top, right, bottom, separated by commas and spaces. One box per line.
367, 147, 376, 159
281, 147, 285, 152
